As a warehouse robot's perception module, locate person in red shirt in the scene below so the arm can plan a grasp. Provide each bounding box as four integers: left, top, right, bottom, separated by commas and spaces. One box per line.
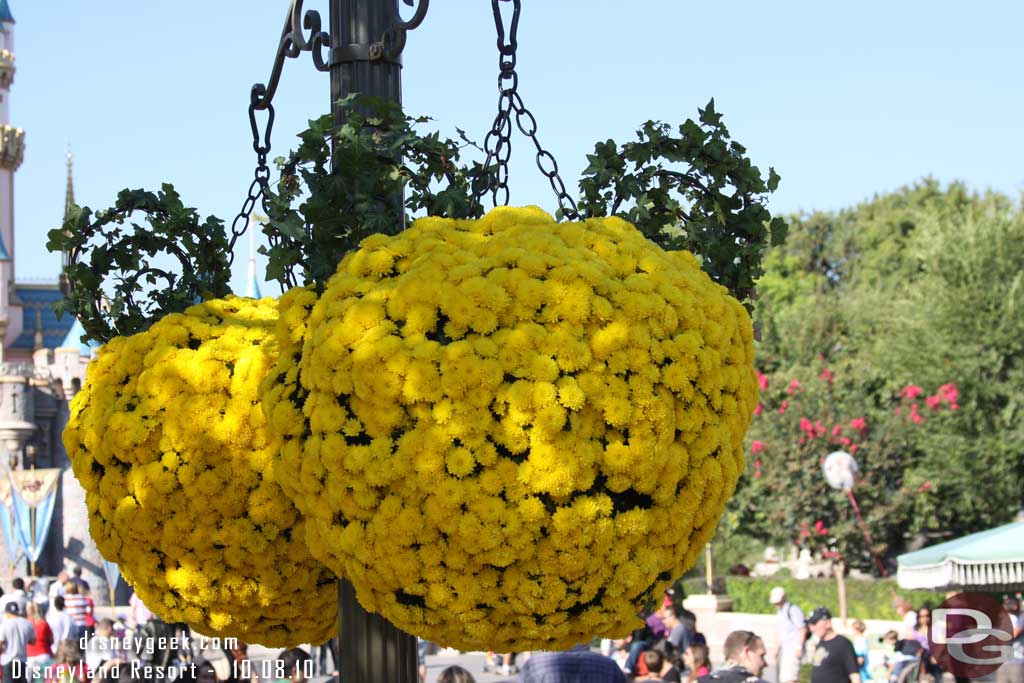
25, 601, 54, 669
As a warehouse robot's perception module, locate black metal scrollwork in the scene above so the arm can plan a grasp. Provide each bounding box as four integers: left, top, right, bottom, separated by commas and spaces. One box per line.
253, 0, 331, 112
233, 0, 430, 280
376, 0, 430, 60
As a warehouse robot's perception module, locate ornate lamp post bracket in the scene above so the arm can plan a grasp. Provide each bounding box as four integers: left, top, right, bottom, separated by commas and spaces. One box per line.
252, 0, 429, 111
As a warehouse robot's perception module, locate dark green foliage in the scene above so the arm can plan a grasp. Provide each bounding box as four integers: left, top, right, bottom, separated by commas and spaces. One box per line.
48, 96, 784, 341
266, 96, 785, 299
576, 99, 785, 305
46, 185, 232, 343
261, 96, 491, 289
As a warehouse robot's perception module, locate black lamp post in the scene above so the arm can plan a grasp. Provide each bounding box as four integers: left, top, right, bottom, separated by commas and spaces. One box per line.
246, 2, 428, 681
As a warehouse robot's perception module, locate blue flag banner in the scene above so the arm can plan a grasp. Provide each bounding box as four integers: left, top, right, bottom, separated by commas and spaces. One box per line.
103, 560, 120, 593
9, 469, 61, 564
0, 479, 20, 567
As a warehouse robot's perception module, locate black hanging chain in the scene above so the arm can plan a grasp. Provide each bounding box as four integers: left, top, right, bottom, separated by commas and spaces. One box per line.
476, 0, 579, 220
228, 92, 276, 270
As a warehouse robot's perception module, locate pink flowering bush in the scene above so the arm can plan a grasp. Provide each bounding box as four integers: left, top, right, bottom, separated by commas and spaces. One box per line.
732, 367, 958, 572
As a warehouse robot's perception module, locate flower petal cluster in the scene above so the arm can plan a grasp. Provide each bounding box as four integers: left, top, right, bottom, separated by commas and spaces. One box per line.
264, 207, 758, 651
64, 297, 337, 646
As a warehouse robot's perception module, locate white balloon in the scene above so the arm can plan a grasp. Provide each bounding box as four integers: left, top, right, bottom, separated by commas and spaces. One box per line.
823, 450, 859, 490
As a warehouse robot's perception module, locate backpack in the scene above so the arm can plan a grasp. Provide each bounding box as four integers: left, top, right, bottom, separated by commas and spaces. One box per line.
783, 602, 805, 628
698, 666, 761, 683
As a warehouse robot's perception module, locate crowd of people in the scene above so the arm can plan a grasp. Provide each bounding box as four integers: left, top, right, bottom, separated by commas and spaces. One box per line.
0, 567, 321, 683
2, 571, 1022, 683
430, 586, 1024, 683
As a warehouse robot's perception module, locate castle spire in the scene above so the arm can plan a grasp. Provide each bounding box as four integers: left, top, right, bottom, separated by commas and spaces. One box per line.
59, 146, 74, 295
0, 1, 14, 26
65, 146, 75, 218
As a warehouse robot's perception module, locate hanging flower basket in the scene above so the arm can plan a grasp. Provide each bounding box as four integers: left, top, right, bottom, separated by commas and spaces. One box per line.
63, 297, 337, 646
263, 206, 759, 650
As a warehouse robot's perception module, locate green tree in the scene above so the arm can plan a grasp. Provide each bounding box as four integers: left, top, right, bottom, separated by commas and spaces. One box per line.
729, 181, 1024, 568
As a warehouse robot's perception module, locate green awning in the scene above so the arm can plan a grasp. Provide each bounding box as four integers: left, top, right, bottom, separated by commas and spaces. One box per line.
897, 520, 1024, 589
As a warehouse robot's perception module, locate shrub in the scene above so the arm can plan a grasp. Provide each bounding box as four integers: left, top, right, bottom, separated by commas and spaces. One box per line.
720, 577, 947, 618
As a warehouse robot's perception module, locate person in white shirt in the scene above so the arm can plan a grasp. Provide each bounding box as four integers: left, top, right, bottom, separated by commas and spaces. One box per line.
48, 571, 67, 610
45, 596, 74, 644
770, 587, 807, 683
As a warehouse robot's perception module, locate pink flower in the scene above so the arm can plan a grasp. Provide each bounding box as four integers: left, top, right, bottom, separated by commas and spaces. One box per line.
756, 371, 769, 391
787, 380, 802, 395
850, 444, 859, 453
917, 481, 933, 493
939, 383, 959, 403
754, 459, 762, 468
819, 369, 834, 384
754, 404, 764, 417
926, 395, 942, 410
950, 403, 959, 411
754, 470, 762, 478
799, 436, 806, 445
910, 403, 923, 424
814, 520, 829, 535
778, 400, 789, 415
849, 417, 867, 433
800, 417, 814, 434
840, 437, 852, 446
832, 425, 843, 436
751, 441, 766, 455
815, 420, 826, 436
901, 385, 923, 400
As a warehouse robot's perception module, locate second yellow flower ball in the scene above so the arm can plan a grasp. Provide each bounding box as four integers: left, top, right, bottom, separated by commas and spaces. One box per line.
64, 297, 337, 646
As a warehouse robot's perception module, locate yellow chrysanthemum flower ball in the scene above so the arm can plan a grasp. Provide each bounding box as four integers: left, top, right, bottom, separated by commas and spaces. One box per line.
263, 207, 758, 651
64, 296, 337, 647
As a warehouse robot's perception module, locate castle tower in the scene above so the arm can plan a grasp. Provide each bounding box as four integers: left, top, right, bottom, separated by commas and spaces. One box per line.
0, 1, 24, 355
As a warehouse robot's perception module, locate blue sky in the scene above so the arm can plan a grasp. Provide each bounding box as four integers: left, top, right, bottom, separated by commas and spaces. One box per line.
10, 1, 1024, 294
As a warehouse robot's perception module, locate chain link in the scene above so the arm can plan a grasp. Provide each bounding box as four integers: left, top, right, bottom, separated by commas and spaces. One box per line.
229, 95, 276, 268
475, 0, 579, 220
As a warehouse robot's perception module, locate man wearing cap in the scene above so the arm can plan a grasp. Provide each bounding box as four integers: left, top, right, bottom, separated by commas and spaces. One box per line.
697, 630, 770, 683
0, 602, 36, 683
808, 607, 861, 683
770, 587, 807, 683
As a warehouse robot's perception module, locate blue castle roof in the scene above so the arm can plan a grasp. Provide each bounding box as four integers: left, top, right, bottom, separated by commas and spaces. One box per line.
0, 0, 14, 25
10, 286, 77, 351
60, 316, 100, 356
